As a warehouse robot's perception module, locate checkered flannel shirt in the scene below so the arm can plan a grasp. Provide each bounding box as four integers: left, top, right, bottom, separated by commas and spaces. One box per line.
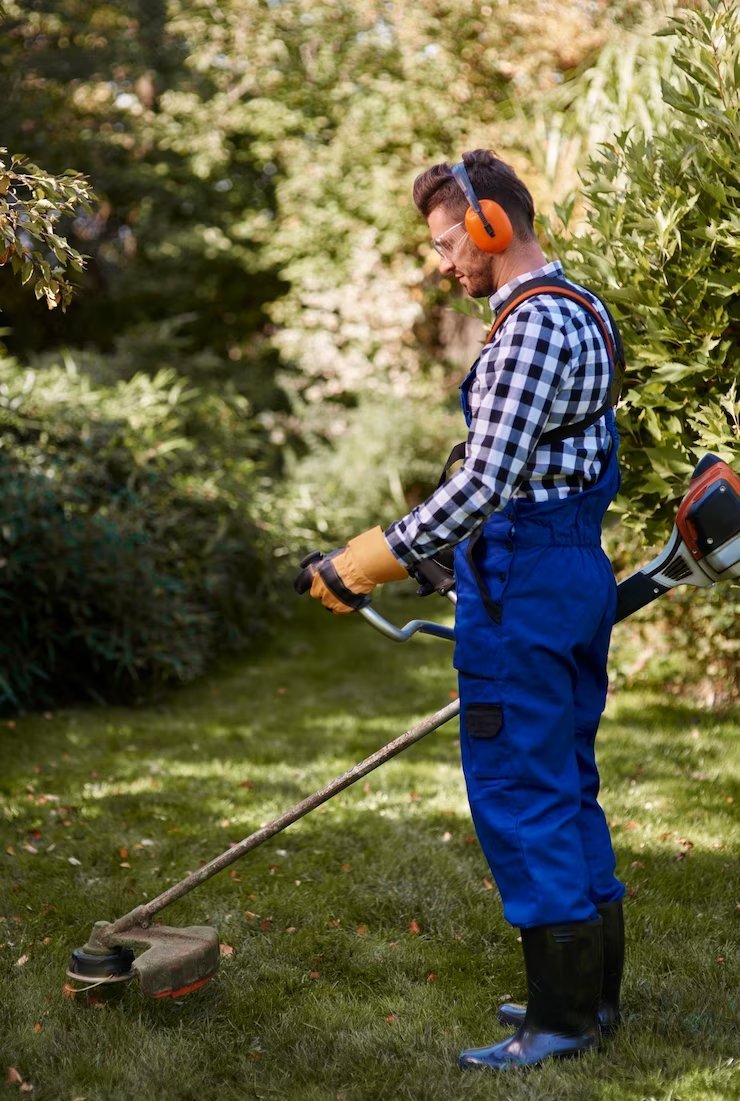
385, 260, 615, 567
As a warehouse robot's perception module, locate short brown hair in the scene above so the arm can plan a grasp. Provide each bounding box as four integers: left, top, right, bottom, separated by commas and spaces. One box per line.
413, 149, 536, 241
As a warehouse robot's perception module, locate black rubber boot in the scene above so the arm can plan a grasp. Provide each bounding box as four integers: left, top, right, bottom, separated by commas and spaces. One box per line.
497, 900, 624, 1034
458, 917, 602, 1071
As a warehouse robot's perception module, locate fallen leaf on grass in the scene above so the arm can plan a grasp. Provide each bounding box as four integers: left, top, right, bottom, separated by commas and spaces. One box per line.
355, 924, 368, 936
309, 971, 320, 980
15, 954, 29, 967
385, 1013, 396, 1023
482, 877, 494, 891
285, 927, 297, 934
119, 848, 129, 860
32, 1024, 41, 1034
426, 973, 437, 983
68, 857, 81, 866
239, 780, 255, 789
407, 920, 421, 936
260, 919, 272, 931
5, 1068, 23, 1085
219, 943, 234, 958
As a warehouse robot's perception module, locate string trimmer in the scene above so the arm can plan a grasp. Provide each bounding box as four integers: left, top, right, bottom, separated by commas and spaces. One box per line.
66, 454, 740, 999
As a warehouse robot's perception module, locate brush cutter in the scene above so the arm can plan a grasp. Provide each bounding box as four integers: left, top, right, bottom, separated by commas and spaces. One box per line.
66, 454, 739, 999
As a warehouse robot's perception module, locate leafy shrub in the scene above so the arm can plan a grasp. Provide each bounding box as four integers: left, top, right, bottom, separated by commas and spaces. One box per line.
540, 0, 739, 543
536, 0, 739, 700
0, 357, 275, 712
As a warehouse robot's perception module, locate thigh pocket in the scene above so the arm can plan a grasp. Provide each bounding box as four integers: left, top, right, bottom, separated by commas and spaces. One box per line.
466, 703, 503, 739
462, 700, 511, 781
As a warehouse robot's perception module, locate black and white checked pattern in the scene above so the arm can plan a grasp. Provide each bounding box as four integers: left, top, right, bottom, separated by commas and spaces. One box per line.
385, 261, 615, 566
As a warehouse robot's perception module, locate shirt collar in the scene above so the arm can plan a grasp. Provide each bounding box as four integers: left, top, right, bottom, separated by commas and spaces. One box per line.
488, 260, 564, 316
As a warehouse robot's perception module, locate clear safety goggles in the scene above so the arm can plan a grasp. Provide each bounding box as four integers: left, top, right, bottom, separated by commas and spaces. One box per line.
431, 219, 467, 258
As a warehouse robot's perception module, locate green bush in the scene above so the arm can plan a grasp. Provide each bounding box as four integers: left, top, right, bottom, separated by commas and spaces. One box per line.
540, 0, 739, 542
0, 357, 275, 712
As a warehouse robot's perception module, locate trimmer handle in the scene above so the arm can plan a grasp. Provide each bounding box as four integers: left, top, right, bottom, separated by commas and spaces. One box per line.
412, 556, 456, 597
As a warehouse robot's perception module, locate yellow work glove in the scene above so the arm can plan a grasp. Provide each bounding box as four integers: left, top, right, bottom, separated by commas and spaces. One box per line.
293, 526, 408, 614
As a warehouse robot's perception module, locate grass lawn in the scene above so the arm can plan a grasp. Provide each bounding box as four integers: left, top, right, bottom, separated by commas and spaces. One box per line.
1, 590, 738, 1101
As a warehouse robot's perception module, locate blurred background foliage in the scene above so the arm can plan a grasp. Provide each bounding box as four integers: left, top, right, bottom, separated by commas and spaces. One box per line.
0, 0, 736, 709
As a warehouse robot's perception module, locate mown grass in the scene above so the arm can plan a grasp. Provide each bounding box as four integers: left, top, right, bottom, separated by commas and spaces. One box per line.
1, 590, 738, 1101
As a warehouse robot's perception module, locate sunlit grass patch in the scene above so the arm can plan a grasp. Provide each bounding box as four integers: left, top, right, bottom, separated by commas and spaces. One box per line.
1, 595, 737, 1101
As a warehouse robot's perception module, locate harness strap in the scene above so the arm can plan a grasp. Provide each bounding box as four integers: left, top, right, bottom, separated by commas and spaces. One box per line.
486, 276, 624, 411
439, 279, 623, 483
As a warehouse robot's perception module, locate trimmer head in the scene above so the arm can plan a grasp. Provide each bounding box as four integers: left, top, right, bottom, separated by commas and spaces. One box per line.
67, 920, 220, 998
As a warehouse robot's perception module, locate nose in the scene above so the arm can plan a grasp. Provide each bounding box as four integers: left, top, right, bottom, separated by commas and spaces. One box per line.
438, 254, 455, 275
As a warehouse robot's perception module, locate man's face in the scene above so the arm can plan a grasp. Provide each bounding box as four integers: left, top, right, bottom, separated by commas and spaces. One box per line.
427, 205, 495, 299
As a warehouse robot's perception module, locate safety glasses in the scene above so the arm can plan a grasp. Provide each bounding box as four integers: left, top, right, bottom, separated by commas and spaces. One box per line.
431, 219, 467, 258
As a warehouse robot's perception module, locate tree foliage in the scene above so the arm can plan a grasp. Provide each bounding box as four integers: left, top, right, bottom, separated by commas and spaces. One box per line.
0, 149, 94, 309
541, 0, 739, 540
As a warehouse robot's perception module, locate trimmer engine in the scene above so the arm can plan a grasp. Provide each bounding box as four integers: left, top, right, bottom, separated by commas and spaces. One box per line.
616, 454, 740, 621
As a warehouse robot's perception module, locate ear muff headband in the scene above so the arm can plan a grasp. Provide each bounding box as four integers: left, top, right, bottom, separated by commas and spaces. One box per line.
451, 160, 513, 254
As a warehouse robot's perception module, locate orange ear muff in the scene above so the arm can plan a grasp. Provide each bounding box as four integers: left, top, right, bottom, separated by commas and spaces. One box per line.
464, 200, 513, 254
451, 160, 515, 254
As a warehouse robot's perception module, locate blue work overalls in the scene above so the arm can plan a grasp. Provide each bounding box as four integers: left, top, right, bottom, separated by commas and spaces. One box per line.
453, 377, 625, 929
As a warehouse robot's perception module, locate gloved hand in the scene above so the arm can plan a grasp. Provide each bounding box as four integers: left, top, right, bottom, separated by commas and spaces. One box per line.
294, 526, 408, 614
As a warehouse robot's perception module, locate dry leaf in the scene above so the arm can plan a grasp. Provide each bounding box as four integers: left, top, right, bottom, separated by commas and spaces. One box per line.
285, 927, 297, 934
20, 1083, 33, 1093
260, 918, 273, 931
219, 943, 234, 958
407, 919, 421, 936
16, 954, 29, 967
32, 1024, 41, 1034
355, 924, 368, 936
309, 971, 320, 980
385, 1013, 396, 1023
5, 1068, 23, 1085
118, 848, 129, 860
119, 862, 131, 869
239, 780, 255, 789
68, 857, 81, 866
426, 972, 437, 983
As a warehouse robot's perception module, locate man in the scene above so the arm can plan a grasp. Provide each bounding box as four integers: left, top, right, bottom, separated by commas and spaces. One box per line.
295, 149, 625, 1071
